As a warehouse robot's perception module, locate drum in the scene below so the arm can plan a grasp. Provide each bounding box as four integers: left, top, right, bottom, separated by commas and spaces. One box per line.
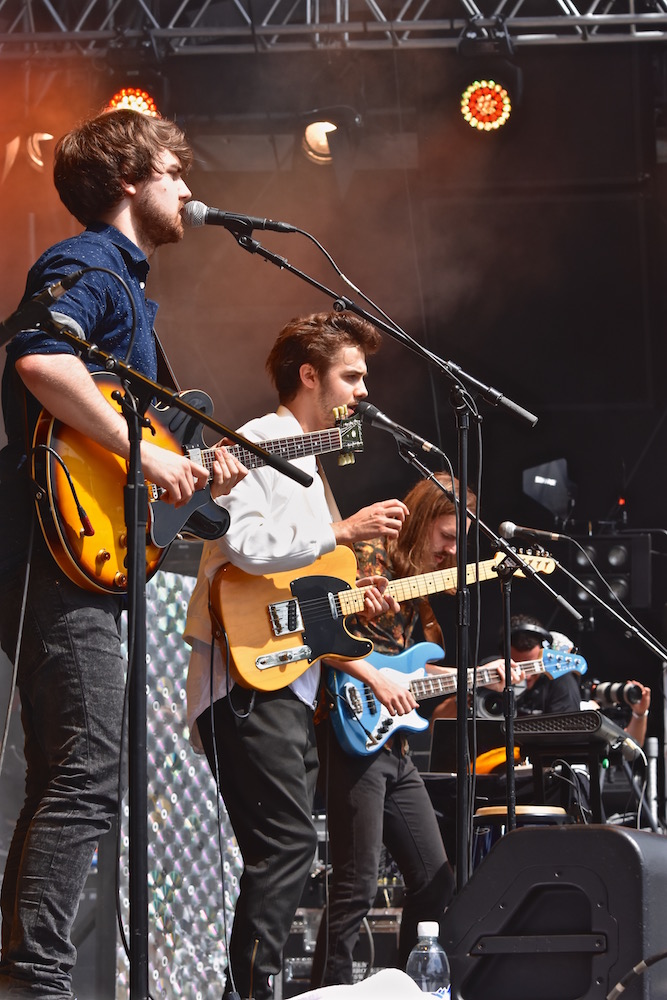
472, 804, 572, 870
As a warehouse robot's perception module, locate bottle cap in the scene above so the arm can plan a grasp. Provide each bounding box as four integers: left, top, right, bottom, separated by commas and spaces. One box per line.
417, 920, 440, 938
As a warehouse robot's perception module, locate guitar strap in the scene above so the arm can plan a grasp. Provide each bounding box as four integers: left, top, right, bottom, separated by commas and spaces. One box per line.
418, 597, 445, 649
316, 457, 343, 522
153, 329, 181, 391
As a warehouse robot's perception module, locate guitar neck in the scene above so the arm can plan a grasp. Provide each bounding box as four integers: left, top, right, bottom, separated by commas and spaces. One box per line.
339, 557, 504, 617
408, 656, 544, 702
191, 428, 345, 473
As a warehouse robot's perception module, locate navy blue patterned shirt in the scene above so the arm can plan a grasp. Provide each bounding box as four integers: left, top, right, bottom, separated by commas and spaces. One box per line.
0, 223, 159, 573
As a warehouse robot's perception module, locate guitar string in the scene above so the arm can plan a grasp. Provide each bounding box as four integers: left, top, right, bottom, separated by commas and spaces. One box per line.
351, 655, 582, 729
191, 427, 347, 475
291, 553, 554, 622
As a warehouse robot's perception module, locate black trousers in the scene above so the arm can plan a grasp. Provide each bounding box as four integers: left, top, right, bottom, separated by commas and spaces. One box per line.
311, 716, 455, 987
197, 687, 319, 1000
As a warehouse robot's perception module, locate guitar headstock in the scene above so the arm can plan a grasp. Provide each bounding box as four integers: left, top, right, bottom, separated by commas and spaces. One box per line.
333, 405, 364, 466
542, 646, 588, 678
494, 548, 556, 576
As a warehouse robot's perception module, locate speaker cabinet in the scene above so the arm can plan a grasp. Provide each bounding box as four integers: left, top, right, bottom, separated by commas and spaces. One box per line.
441, 825, 667, 1000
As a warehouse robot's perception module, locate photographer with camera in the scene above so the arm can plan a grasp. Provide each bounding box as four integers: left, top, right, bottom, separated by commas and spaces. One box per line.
590, 679, 652, 746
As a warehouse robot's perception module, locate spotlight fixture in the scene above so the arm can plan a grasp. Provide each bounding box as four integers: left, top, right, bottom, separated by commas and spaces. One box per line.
302, 120, 338, 165
522, 459, 577, 523
460, 79, 511, 131
299, 107, 362, 167
26, 131, 54, 171
105, 86, 159, 117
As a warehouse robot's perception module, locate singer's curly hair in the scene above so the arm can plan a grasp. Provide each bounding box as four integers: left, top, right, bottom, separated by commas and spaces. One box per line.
266, 310, 381, 403
387, 473, 477, 578
53, 109, 193, 226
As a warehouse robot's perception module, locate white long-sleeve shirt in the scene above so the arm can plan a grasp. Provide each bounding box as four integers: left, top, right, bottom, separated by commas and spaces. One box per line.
184, 406, 338, 747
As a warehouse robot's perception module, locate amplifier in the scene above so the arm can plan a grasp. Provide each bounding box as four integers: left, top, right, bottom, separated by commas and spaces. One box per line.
281, 907, 401, 998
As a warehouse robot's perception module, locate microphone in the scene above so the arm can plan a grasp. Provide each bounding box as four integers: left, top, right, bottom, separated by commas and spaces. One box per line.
183, 200, 297, 234
499, 521, 565, 543
0, 270, 87, 339
356, 401, 446, 459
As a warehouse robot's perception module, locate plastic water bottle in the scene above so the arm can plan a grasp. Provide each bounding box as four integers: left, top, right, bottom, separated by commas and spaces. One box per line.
405, 920, 451, 994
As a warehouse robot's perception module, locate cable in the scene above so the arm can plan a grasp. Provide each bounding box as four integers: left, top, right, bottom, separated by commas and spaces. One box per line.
0, 516, 34, 782
359, 915, 376, 980
606, 948, 667, 1000
32, 444, 94, 535
207, 625, 241, 999
548, 759, 592, 824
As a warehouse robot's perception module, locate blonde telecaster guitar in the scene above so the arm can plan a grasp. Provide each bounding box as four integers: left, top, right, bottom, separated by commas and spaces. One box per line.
210, 548, 555, 691
31, 373, 363, 594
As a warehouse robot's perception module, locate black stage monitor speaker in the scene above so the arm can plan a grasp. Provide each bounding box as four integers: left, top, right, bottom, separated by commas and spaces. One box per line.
441, 825, 667, 1000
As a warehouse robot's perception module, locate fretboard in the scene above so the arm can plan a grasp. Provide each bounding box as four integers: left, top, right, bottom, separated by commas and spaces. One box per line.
338, 558, 503, 616
188, 427, 345, 473
407, 657, 544, 702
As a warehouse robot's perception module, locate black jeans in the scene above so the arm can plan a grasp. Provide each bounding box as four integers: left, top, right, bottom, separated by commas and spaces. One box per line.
0, 541, 125, 999
311, 717, 455, 987
197, 687, 319, 1000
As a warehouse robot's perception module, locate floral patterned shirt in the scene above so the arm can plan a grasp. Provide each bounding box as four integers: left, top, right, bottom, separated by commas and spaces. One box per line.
348, 536, 419, 654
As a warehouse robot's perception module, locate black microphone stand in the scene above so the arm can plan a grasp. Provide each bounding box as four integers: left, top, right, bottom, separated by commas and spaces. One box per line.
15, 318, 310, 999
450, 384, 474, 886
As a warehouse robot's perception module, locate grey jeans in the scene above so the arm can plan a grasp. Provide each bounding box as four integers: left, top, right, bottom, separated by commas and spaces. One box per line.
0, 539, 125, 999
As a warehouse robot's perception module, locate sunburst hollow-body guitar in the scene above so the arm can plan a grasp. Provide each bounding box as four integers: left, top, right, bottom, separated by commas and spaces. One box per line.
32, 373, 363, 594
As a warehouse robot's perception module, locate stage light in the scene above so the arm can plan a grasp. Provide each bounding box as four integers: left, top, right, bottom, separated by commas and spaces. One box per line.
300, 107, 362, 168
26, 131, 54, 171
522, 459, 577, 523
460, 78, 512, 132
105, 86, 159, 117
302, 119, 338, 165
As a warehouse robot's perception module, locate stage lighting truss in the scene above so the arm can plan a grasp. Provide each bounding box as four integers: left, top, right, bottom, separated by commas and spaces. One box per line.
4, 0, 667, 55
460, 78, 512, 131
105, 86, 159, 117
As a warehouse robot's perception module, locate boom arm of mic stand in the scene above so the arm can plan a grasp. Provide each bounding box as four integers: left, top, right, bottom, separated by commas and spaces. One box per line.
231, 233, 538, 428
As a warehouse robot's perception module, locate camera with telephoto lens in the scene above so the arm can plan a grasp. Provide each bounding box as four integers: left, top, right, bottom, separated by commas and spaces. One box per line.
592, 680, 642, 707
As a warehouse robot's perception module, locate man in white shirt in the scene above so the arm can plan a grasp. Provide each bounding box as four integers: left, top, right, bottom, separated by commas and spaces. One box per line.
184, 310, 409, 1000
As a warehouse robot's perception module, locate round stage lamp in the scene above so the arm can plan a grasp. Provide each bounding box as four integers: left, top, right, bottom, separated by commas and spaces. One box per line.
105, 86, 159, 117
460, 79, 511, 132
302, 120, 337, 165
26, 131, 54, 171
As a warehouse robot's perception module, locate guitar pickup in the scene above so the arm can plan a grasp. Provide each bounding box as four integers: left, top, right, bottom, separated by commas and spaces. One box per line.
268, 599, 304, 637
256, 645, 312, 670
341, 683, 363, 716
